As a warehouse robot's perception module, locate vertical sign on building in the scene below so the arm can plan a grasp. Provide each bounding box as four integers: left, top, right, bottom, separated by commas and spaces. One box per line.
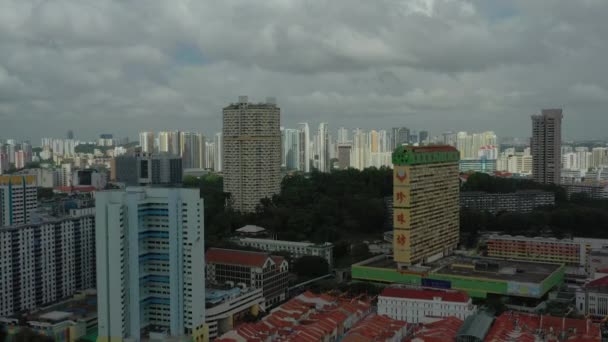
393, 165, 412, 264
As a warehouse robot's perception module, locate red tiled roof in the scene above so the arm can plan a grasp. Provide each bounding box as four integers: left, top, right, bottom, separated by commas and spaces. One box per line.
380, 287, 469, 303
586, 275, 608, 288
206, 248, 272, 267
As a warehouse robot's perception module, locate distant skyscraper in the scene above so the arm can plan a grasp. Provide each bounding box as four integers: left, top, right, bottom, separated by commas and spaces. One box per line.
283, 128, 300, 170
158, 131, 172, 153
96, 187, 205, 341
532, 109, 563, 184
180, 132, 204, 169
315, 123, 330, 172
213, 132, 223, 172
392, 127, 410, 149
456, 131, 497, 160
370, 130, 379, 153
337, 127, 350, 144
67, 129, 74, 140
223, 96, 281, 212
298, 123, 310, 172
419, 131, 429, 144
0, 175, 38, 226
139, 131, 155, 153
337, 144, 352, 170
352, 129, 369, 170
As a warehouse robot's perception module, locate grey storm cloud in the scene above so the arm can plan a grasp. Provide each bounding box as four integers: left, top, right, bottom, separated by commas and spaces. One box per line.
0, 0, 607, 142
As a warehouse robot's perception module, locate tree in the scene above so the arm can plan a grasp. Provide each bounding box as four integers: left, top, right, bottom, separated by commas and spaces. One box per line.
351, 243, 371, 263
293, 256, 329, 278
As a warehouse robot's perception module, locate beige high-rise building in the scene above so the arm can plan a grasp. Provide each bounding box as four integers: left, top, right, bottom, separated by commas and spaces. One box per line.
531, 109, 563, 184
392, 146, 460, 266
223, 96, 281, 212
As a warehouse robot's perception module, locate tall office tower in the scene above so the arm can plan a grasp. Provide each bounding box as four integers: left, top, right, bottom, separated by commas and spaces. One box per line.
337, 127, 350, 143
419, 131, 429, 144
180, 132, 205, 169
283, 128, 300, 171
315, 123, 330, 172
370, 130, 379, 153
392, 146, 460, 266
409, 131, 418, 145
67, 129, 74, 139
223, 96, 281, 212
95, 187, 206, 341
532, 109, 563, 184
337, 144, 352, 170
213, 132, 223, 172
392, 127, 410, 150
0, 175, 38, 226
139, 132, 155, 153
0, 206, 96, 317
298, 123, 311, 172
114, 152, 183, 186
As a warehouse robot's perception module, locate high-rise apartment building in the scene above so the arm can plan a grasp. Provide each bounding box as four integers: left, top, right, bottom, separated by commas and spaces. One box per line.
139, 132, 155, 153
392, 146, 460, 266
337, 144, 352, 170
213, 133, 223, 172
0, 175, 38, 226
298, 123, 310, 173
223, 96, 281, 212
337, 127, 350, 144
314, 123, 330, 172
180, 132, 205, 169
158, 131, 173, 153
419, 131, 429, 144
531, 109, 563, 184
0, 207, 96, 317
95, 187, 206, 341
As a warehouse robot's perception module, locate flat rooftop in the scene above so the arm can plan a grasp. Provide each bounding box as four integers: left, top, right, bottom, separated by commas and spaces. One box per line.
433, 256, 562, 283
358, 255, 561, 284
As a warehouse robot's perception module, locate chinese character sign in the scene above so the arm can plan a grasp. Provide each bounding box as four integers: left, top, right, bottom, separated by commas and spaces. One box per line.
393, 209, 410, 229
393, 229, 411, 263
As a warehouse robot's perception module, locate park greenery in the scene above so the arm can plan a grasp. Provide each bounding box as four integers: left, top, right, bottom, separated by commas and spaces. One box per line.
184, 169, 608, 252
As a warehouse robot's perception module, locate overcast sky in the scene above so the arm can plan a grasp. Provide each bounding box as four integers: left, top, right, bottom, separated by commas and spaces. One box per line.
1, 0, 607, 143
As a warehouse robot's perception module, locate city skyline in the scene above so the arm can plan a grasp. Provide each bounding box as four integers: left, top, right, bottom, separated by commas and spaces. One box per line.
2, 2, 608, 141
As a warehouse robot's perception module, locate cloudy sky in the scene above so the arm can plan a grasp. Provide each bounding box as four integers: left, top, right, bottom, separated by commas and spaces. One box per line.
1, 0, 607, 143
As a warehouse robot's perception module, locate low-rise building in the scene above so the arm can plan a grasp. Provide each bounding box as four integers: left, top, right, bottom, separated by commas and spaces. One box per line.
576, 276, 608, 318
459, 159, 497, 173
460, 190, 555, 214
206, 286, 264, 340
485, 312, 599, 341
486, 234, 608, 271
563, 183, 608, 200
216, 291, 372, 342
341, 314, 410, 342
0, 291, 97, 342
232, 237, 334, 268
378, 287, 476, 324
206, 248, 289, 308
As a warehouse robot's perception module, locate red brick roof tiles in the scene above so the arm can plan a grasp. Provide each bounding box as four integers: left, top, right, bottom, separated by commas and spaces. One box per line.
206, 248, 273, 267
